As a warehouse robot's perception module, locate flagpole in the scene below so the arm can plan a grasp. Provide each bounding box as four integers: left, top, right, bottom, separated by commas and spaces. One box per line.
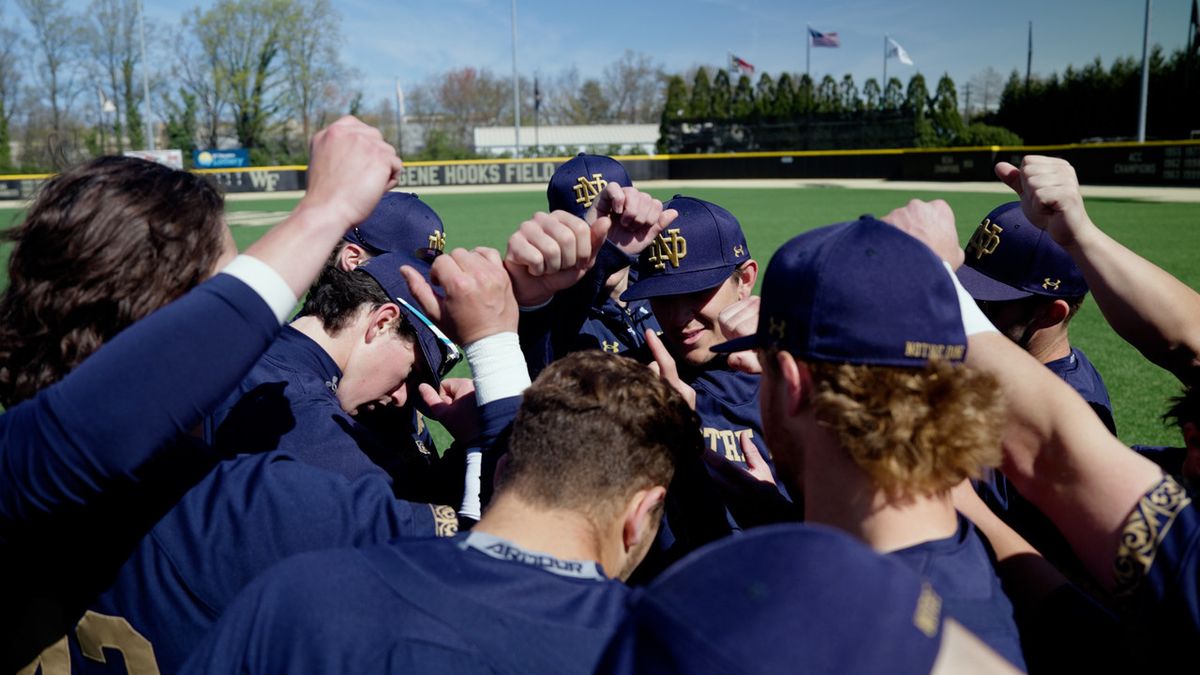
806, 25, 811, 80
1137, 0, 1152, 142
1026, 22, 1033, 91
883, 34, 888, 86
510, 0, 521, 158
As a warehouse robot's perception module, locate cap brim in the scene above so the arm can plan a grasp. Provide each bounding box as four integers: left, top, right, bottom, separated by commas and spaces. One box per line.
358, 253, 446, 386
710, 334, 759, 354
621, 265, 735, 302
955, 264, 1034, 302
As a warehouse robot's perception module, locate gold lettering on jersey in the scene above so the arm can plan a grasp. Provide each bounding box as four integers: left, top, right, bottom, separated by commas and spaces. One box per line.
768, 317, 786, 341
601, 340, 621, 353
77, 611, 161, 674
702, 427, 752, 462
572, 173, 607, 208
912, 583, 942, 638
1042, 278, 1061, 291
647, 229, 688, 270
733, 244, 745, 257
965, 219, 1003, 260
18, 636, 69, 675
428, 230, 446, 253
903, 341, 966, 360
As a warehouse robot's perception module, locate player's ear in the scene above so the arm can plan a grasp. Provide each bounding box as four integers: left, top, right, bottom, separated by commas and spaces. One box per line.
338, 243, 371, 272
622, 486, 666, 553
1034, 298, 1071, 329
365, 303, 402, 343
736, 260, 759, 300
775, 351, 808, 415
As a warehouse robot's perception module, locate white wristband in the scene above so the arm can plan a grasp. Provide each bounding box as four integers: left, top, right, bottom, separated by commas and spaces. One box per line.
464, 332, 531, 405
942, 261, 999, 336
459, 451, 483, 521
220, 255, 298, 325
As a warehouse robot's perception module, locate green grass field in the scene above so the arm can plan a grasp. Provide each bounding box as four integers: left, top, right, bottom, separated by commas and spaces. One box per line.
2, 186, 1197, 446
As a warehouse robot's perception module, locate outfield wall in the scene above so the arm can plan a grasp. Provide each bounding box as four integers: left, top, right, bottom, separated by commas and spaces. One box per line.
3, 140, 1198, 201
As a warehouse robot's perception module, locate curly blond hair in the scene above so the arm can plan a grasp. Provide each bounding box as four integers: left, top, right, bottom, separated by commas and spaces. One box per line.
802, 358, 1006, 498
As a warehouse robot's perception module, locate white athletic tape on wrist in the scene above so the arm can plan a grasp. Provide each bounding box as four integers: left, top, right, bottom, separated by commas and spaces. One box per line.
459, 451, 482, 521
465, 332, 531, 405
942, 261, 999, 336
221, 255, 298, 325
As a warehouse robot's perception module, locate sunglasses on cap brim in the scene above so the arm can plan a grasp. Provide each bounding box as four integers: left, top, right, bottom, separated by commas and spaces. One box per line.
394, 297, 463, 380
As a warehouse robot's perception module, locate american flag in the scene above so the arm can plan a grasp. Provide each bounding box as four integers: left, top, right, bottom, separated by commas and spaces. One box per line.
808, 28, 840, 48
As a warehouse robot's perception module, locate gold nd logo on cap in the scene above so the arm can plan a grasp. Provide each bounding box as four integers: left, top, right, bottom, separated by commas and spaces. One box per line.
428, 231, 446, 254
647, 229, 688, 270
573, 173, 607, 209
965, 218, 1003, 260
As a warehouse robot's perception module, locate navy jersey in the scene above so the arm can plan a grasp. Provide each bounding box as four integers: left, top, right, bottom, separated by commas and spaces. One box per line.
1044, 347, 1115, 434
1113, 475, 1200, 661
207, 326, 391, 481
889, 516, 1026, 671
182, 532, 631, 674
578, 294, 660, 357
0, 274, 281, 671
27, 451, 456, 674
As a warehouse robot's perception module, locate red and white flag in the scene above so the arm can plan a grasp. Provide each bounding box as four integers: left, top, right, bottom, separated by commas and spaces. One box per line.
730, 53, 755, 76
808, 28, 840, 47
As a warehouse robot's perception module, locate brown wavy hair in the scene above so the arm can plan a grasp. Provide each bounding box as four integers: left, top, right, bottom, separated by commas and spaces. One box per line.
0, 156, 227, 407
805, 358, 1006, 498
505, 350, 701, 518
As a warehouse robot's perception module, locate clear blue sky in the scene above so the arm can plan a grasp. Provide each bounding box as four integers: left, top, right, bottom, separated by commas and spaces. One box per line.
71, 0, 1200, 106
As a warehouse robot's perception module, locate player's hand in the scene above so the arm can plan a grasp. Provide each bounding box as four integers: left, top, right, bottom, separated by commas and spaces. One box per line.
297, 116, 403, 231
645, 329, 697, 410
503, 211, 612, 307
590, 184, 680, 257
401, 247, 518, 345
882, 199, 963, 270
418, 378, 479, 441
995, 155, 1094, 249
718, 296, 762, 374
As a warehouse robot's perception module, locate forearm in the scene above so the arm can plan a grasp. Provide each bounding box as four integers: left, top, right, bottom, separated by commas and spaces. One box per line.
242, 203, 348, 299
1068, 222, 1200, 382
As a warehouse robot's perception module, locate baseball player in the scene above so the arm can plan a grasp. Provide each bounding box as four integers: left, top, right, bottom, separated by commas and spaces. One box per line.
180, 351, 700, 675
2, 116, 404, 671
711, 213, 1024, 668
518, 154, 661, 375
21, 245, 526, 673
957, 201, 1115, 433
896, 155, 1200, 662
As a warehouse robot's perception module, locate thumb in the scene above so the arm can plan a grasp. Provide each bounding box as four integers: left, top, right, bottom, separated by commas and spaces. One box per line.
418, 382, 446, 409
400, 265, 445, 323
645, 329, 679, 384
586, 216, 613, 266
727, 351, 763, 375
994, 162, 1023, 196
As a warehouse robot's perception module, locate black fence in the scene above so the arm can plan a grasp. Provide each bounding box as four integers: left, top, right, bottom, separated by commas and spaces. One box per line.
3, 141, 1198, 201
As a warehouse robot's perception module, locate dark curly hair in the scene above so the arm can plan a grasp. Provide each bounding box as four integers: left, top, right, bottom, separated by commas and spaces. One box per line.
0, 156, 228, 407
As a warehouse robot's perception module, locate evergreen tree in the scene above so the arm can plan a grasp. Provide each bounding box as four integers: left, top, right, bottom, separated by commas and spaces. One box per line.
931, 74, 963, 143
862, 78, 881, 112
662, 75, 688, 122
773, 73, 797, 116
688, 67, 713, 118
731, 74, 755, 118
795, 74, 814, 114
753, 73, 775, 117
711, 68, 731, 119
816, 75, 839, 113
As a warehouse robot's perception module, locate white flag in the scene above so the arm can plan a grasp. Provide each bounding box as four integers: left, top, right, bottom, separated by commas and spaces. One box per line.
887, 38, 914, 66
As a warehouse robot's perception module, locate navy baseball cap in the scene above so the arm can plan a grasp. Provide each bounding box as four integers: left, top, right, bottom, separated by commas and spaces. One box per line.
956, 201, 1088, 302
620, 196, 751, 302
712, 217, 966, 367
547, 153, 632, 219
357, 251, 462, 386
598, 524, 947, 674
344, 192, 446, 261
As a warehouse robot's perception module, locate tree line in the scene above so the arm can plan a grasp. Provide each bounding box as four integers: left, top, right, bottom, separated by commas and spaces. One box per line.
0, 0, 1196, 171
